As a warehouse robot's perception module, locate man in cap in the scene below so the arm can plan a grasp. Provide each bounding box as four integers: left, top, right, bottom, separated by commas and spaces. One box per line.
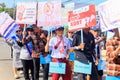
49, 25, 72, 80
72, 27, 99, 80
90, 27, 105, 80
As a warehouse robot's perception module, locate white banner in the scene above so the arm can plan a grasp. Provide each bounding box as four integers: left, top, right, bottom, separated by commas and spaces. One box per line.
16, 2, 37, 24
98, 0, 120, 32
37, 0, 61, 27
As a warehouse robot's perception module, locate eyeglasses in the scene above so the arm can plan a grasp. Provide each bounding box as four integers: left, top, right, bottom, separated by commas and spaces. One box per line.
16, 30, 22, 32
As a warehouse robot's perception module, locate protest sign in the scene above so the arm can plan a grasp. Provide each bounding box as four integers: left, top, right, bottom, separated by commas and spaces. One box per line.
40, 54, 51, 64
69, 52, 74, 61
106, 76, 120, 80
49, 62, 66, 74
98, 60, 106, 70
98, 0, 120, 32
74, 60, 92, 74
68, 4, 96, 31
16, 2, 37, 24
62, 8, 68, 24
37, 0, 61, 27
62, 2, 74, 24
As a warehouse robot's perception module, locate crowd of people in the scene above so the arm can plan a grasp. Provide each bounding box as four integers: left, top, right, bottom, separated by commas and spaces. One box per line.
5, 24, 120, 80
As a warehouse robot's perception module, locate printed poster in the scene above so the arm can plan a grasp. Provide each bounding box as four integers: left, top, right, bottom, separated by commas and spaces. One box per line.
74, 60, 92, 74
37, 0, 61, 27
68, 4, 96, 31
49, 62, 66, 74
98, 0, 120, 32
16, 2, 37, 24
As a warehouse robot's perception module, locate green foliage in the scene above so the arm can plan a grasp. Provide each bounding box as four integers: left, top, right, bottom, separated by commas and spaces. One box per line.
0, 2, 15, 19
0, 3, 6, 8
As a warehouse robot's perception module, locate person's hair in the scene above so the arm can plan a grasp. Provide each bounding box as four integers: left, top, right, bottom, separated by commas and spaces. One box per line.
27, 28, 34, 32
41, 30, 48, 37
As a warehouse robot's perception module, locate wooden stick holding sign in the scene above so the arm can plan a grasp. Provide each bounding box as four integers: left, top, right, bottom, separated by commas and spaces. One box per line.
70, 29, 84, 51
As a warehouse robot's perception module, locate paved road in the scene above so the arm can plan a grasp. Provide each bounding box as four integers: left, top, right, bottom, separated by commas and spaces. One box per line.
0, 37, 106, 80
0, 37, 53, 80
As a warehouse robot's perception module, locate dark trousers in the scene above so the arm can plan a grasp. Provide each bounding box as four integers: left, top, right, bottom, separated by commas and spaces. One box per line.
76, 55, 99, 80
87, 56, 99, 80
42, 64, 49, 80
33, 58, 40, 80
21, 59, 34, 80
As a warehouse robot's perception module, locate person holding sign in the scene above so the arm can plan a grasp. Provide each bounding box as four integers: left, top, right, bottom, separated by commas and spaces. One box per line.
21, 27, 34, 80
49, 25, 72, 80
22, 26, 46, 80
72, 27, 98, 80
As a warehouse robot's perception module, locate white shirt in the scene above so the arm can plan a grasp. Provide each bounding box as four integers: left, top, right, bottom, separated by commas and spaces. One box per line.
20, 46, 32, 60
49, 36, 70, 58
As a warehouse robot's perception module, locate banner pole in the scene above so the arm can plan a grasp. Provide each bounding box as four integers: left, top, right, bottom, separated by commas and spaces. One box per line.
48, 26, 50, 37
81, 29, 84, 50
51, 27, 52, 37
23, 24, 26, 31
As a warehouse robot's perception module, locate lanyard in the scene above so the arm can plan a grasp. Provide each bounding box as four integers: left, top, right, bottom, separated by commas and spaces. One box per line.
57, 38, 65, 54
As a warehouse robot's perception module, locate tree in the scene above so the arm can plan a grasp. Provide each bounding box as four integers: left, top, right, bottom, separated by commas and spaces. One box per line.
0, 3, 15, 19
0, 3, 6, 11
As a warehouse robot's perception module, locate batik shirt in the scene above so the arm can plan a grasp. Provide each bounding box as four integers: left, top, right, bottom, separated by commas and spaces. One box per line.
106, 39, 120, 76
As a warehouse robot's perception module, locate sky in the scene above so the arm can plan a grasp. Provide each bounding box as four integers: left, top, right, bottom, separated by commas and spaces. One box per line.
0, 0, 107, 8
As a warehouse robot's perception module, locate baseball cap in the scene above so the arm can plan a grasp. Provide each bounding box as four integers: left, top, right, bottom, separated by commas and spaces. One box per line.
91, 27, 101, 31
55, 25, 64, 30
16, 28, 22, 32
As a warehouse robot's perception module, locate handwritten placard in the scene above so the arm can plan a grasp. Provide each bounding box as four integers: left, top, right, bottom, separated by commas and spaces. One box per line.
74, 60, 92, 74
49, 62, 66, 74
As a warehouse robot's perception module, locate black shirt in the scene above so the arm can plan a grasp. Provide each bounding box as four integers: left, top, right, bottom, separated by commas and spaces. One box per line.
72, 30, 95, 56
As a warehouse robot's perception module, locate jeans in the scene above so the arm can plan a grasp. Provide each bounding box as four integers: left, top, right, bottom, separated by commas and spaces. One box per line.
33, 58, 40, 80
42, 64, 49, 80
21, 59, 34, 80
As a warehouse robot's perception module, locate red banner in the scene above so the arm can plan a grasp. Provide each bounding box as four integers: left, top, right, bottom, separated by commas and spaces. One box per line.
68, 4, 96, 31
